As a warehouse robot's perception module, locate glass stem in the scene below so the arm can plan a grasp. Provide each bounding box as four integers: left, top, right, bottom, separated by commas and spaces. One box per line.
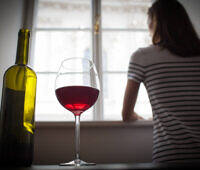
75, 115, 80, 161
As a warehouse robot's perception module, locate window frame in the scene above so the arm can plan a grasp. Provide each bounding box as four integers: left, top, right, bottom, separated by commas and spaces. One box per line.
27, 0, 152, 122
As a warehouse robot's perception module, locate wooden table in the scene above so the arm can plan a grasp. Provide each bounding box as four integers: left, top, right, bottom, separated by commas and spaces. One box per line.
1, 163, 200, 170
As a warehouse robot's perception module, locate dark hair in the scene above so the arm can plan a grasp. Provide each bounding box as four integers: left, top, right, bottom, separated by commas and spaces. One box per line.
148, 0, 200, 57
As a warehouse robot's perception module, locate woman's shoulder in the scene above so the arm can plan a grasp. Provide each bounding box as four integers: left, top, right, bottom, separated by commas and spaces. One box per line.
131, 45, 200, 67
137, 45, 163, 55
130, 45, 162, 66
140, 44, 157, 51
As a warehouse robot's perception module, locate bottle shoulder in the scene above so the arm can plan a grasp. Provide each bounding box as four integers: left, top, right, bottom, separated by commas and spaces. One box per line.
23, 65, 37, 78
3, 64, 37, 90
4, 64, 37, 78
26, 65, 37, 77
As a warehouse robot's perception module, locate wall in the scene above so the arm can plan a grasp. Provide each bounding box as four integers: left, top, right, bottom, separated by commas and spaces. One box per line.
33, 121, 153, 164
0, 0, 24, 100
180, 0, 200, 36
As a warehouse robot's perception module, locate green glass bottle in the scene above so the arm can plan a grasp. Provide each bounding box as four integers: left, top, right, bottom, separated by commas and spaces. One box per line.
0, 29, 37, 166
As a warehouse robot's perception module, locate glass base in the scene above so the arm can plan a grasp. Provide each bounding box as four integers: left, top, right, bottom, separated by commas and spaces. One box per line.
59, 159, 96, 166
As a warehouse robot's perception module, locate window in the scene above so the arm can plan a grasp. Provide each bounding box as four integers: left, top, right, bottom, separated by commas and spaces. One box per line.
33, 0, 152, 121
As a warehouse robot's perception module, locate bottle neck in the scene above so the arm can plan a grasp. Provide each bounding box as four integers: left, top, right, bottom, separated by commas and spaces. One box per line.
15, 29, 30, 65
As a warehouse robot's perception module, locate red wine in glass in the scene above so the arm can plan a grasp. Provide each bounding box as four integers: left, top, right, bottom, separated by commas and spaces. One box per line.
55, 58, 100, 166
55, 86, 99, 116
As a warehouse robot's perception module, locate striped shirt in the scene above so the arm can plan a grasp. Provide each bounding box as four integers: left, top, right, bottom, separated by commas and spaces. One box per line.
128, 45, 200, 163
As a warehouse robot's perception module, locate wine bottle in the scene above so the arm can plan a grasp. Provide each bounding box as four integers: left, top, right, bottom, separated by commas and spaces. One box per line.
0, 29, 37, 166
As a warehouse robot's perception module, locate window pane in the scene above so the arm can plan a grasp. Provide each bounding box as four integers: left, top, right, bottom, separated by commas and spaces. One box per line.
37, 0, 91, 28
102, 0, 151, 29
34, 31, 91, 72
103, 73, 152, 120
102, 31, 151, 72
34, 0, 153, 121
102, 0, 153, 120
103, 73, 126, 120
35, 73, 93, 121
135, 83, 152, 120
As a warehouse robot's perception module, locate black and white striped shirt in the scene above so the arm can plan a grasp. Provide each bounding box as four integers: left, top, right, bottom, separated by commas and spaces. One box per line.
128, 45, 200, 163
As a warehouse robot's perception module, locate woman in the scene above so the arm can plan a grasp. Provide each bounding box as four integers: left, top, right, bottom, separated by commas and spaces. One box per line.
122, 0, 200, 162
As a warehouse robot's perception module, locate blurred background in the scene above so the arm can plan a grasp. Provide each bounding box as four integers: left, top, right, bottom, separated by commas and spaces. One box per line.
0, 0, 200, 122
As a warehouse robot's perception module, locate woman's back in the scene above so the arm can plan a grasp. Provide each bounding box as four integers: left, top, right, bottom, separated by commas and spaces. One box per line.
128, 45, 200, 162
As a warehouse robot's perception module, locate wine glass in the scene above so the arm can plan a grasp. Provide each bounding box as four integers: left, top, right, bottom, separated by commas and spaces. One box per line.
55, 57, 100, 166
